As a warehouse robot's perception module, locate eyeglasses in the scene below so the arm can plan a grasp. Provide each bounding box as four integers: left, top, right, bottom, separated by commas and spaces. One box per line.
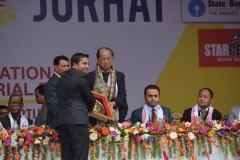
8, 102, 22, 106
99, 57, 113, 62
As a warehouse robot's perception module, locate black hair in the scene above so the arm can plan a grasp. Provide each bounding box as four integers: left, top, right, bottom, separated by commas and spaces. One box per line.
96, 47, 114, 59
144, 85, 160, 96
35, 85, 45, 95
199, 88, 213, 98
71, 53, 89, 67
53, 55, 69, 65
0, 105, 8, 110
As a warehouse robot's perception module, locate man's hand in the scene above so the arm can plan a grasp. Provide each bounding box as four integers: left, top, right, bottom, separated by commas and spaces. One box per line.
108, 101, 116, 112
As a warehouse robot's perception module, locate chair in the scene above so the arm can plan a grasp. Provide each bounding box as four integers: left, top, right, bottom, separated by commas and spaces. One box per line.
171, 112, 182, 125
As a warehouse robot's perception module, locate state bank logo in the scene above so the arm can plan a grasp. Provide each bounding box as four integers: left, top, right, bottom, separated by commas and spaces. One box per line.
188, 0, 206, 17
0, 0, 16, 25
198, 29, 240, 67
182, 0, 240, 23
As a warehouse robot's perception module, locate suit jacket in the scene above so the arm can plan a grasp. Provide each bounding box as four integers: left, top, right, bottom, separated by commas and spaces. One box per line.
228, 105, 240, 123
131, 106, 173, 124
35, 103, 47, 126
55, 68, 96, 127
181, 108, 222, 122
87, 70, 128, 125
44, 74, 59, 126
0, 115, 33, 129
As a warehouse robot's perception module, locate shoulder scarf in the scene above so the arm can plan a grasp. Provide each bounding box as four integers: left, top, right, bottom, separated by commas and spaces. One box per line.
191, 104, 214, 122
93, 64, 118, 101
238, 108, 240, 120
8, 113, 29, 128
142, 104, 163, 123
93, 64, 119, 121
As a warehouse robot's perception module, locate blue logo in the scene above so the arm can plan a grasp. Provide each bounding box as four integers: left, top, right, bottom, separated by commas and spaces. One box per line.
188, 0, 206, 17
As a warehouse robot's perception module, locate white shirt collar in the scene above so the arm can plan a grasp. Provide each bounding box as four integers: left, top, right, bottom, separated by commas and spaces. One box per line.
54, 72, 61, 78
146, 104, 158, 113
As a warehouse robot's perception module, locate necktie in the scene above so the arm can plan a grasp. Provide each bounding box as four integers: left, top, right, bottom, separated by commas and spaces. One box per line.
200, 110, 206, 120
152, 109, 156, 123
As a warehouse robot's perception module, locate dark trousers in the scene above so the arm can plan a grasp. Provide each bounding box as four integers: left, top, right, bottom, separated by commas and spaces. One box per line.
58, 124, 89, 160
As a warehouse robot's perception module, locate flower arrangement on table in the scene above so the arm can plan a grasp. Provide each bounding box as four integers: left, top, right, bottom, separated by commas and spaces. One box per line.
0, 119, 239, 160
0, 125, 60, 160
89, 119, 240, 160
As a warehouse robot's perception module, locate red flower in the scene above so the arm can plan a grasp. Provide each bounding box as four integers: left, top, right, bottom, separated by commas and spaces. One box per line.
237, 124, 240, 130
135, 135, 142, 143
237, 150, 240, 155
148, 125, 157, 132
163, 151, 169, 160
229, 125, 237, 131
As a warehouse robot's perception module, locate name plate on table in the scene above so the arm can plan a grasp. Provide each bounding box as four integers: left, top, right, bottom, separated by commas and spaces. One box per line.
89, 91, 115, 122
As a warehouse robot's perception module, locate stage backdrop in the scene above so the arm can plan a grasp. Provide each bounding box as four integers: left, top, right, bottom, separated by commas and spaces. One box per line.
0, 0, 240, 122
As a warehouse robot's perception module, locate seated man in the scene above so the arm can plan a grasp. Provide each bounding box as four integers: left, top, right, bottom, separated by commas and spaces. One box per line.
131, 85, 172, 124
228, 105, 240, 123
0, 94, 33, 129
0, 105, 9, 117
181, 88, 222, 122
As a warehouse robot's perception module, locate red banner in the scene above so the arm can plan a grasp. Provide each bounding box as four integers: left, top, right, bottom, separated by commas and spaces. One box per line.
198, 29, 240, 67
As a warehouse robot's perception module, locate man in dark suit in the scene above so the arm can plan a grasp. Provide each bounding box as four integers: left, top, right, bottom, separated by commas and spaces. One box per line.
131, 85, 172, 124
44, 55, 69, 127
87, 47, 128, 125
34, 85, 47, 126
55, 53, 96, 160
0, 105, 9, 117
181, 88, 222, 122
0, 94, 33, 129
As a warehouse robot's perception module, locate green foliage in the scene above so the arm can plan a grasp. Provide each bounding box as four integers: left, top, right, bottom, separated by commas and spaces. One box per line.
158, 144, 162, 159
197, 136, 201, 156
95, 142, 100, 159
201, 136, 206, 156
207, 139, 212, 155
151, 140, 157, 158
168, 142, 172, 158
117, 143, 122, 159
135, 142, 139, 158
183, 137, 189, 158
127, 140, 132, 159
173, 140, 177, 155
140, 142, 146, 159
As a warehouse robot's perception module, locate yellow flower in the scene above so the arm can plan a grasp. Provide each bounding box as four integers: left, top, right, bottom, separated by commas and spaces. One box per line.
178, 128, 184, 132
89, 128, 96, 133
107, 135, 112, 142
178, 155, 183, 160
11, 133, 18, 140
166, 125, 170, 131
124, 129, 129, 134
208, 130, 215, 137
133, 128, 139, 134
164, 140, 168, 144
0, 140, 2, 148
124, 135, 129, 142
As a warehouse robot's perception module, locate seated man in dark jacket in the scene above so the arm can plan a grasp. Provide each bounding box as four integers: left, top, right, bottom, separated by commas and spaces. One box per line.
181, 88, 222, 122
131, 85, 172, 124
0, 94, 33, 129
